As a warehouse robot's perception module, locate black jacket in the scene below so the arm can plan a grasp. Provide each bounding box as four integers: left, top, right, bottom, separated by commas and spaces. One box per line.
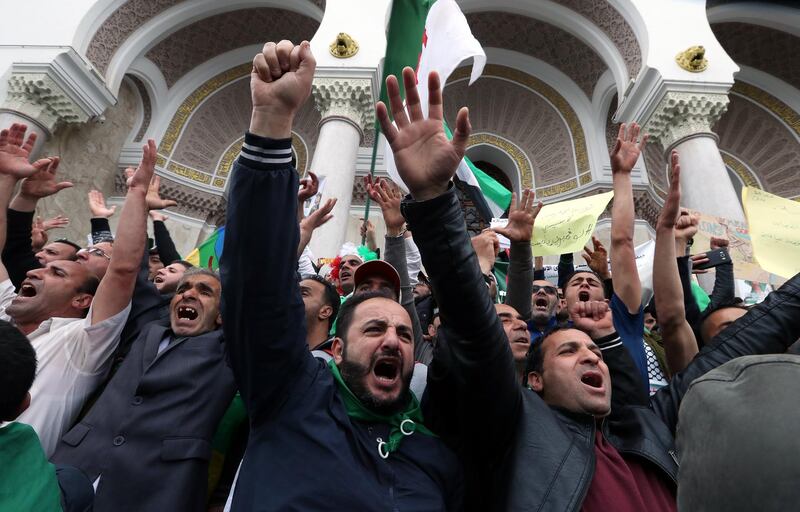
405, 185, 800, 511
221, 133, 462, 511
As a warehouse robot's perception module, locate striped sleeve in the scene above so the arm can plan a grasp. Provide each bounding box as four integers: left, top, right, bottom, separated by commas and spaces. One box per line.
238, 132, 293, 170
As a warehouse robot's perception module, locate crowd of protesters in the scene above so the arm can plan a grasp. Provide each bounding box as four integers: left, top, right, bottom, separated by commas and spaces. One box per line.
1, 39, 799, 512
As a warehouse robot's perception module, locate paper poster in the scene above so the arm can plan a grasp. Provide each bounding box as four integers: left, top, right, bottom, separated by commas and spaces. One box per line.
688, 207, 772, 284
531, 191, 614, 256
741, 187, 800, 279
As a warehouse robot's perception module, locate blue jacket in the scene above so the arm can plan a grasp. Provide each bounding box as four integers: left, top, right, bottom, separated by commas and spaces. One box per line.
220, 133, 462, 511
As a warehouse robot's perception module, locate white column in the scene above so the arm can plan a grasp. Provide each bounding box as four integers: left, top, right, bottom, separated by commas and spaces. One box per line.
646, 91, 744, 221
307, 77, 373, 259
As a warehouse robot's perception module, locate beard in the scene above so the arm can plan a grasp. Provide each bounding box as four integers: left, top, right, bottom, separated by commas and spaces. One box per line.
339, 353, 412, 416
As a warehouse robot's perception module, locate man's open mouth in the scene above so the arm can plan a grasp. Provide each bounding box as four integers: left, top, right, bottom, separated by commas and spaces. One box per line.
154, 275, 165, 284
373, 357, 400, 384
341, 271, 352, 280
19, 283, 37, 298
578, 291, 591, 302
581, 371, 603, 389
177, 305, 198, 320
534, 297, 549, 308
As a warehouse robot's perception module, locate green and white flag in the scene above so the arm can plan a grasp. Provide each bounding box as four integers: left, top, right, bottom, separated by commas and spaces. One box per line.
382, 0, 511, 221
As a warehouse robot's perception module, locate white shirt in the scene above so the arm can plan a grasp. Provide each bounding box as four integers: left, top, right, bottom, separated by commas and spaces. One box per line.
0, 279, 131, 456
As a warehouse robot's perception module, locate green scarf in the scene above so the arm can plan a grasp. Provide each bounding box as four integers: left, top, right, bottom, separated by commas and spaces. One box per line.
327, 359, 435, 458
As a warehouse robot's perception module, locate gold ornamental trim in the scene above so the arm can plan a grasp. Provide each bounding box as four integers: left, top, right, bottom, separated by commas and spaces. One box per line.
450, 64, 589, 197
675, 46, 708, 73
466, 133, 533, 189
330, 33, 359, 59
732, 81, 800, 139
720, 152, 761, 189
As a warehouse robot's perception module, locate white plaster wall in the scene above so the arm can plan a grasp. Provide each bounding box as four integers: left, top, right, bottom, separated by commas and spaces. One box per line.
0, 0, 98, 46
629, 0, 738, 84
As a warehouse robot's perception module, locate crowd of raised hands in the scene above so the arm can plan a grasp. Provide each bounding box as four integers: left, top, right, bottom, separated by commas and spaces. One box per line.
1, 39, 798, 512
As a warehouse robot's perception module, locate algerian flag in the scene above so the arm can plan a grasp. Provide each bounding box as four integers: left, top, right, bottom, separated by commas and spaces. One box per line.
383, 0, 511, 221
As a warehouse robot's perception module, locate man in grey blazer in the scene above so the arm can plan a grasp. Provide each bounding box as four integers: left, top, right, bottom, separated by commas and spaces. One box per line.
52, 263, 236, 511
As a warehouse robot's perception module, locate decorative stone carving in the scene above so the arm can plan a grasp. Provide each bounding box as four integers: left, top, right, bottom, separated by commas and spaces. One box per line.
675, 46, 709, 73
466, 11, 607, 97
553, 0, 643, 78
644, 91, 729, 150
312, 78, 373, 135
329, 33, 359, 59
714, 82, 800, 198
4, 73, 91, 133
712, 23, 800, 92
145, 8, 319, 87
445, 65, 585, 196
128, 75, 152, 142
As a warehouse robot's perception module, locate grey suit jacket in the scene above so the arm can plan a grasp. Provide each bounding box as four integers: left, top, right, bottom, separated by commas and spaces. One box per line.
52, 322, 236, 512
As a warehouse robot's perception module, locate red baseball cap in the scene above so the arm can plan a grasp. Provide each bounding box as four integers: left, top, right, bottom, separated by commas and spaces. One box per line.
353, 260, 402, 300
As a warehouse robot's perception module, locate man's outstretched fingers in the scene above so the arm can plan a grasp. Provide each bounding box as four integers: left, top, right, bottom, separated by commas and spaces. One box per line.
386, 75, 409, 129
376, 102, 398, 145
403, 67, 423, 122
428, 71, 443, 121
451, 106, 471, 155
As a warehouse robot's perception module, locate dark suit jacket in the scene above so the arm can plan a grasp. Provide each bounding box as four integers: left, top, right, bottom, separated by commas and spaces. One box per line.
52, 323, 236, 512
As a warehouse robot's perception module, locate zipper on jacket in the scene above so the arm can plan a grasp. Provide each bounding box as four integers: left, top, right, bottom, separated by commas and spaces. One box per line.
603, 421, 679, 484
668, 449, 679, 467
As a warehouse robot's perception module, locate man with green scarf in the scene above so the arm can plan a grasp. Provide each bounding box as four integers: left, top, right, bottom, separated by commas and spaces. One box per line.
220, 40, 463, 510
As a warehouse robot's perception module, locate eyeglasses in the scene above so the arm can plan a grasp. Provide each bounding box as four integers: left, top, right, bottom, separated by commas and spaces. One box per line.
532, 284, 557, 295
78, 247, 111, 260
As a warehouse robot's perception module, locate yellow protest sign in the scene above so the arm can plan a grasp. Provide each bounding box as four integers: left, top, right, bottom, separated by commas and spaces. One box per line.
688, 209, 772, 284
742, 187, 800, 279
532, 191, 613, 256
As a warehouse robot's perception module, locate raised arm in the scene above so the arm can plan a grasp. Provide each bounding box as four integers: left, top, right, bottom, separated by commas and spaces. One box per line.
90, 141, 154, 325
609, 123, 648, 313
149, 212, 181, 265
220, 40, 316, 426
653, 151, 699, 375
0, 124, 54, 283
652, 269, 800, 433
494, 189, 542, 320
367, 177, 427, 358
378, 67, 520, 459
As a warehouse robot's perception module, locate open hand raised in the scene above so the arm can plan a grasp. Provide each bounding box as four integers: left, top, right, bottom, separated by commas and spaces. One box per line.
376, 67, 471, 201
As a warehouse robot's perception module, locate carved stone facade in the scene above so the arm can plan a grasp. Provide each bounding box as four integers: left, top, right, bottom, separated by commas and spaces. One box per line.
711, 23, 800, 92
311, 77, 374, 135
466, 11, 607, 97
128, 75, 152, 142
444, 65, 589, 197
86, 0, 325, 77
32, 81, 139, 244
157, 67, 320, 191
4, 73, 91, 133
145, 8, 320, 87
715, 81, 800, 198
554, 0, 642, 77
644, 91, 730, 151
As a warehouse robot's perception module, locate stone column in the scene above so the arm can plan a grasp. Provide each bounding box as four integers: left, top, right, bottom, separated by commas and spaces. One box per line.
645, 91, 743, 221
307, 77, 373, 259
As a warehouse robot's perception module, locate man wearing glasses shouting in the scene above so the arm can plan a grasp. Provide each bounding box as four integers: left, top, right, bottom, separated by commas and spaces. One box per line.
0, 123, 153, 456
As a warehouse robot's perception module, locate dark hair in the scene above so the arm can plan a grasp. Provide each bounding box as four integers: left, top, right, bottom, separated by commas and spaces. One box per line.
334, 291, 392, 343
699, 298, 748, 339
178, 267, 221, 288
172, 260, 194, 269
0, 320, 37, 419
75, 273, 100, 318
523, 323, 574, 384
52, 238, 81, 259
563, 269, 602, 288
302, 274, 341, 329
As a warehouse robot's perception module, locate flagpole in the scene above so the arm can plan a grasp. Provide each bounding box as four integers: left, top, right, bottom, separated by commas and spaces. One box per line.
361, 119, 381, 246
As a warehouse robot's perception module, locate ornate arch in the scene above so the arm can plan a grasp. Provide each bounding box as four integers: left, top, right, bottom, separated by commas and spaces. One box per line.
448, 65, 590, 198
154, 62, 319, 192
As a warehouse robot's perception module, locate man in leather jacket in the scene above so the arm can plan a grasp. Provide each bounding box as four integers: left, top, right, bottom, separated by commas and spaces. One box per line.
380, 66, 800, 512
